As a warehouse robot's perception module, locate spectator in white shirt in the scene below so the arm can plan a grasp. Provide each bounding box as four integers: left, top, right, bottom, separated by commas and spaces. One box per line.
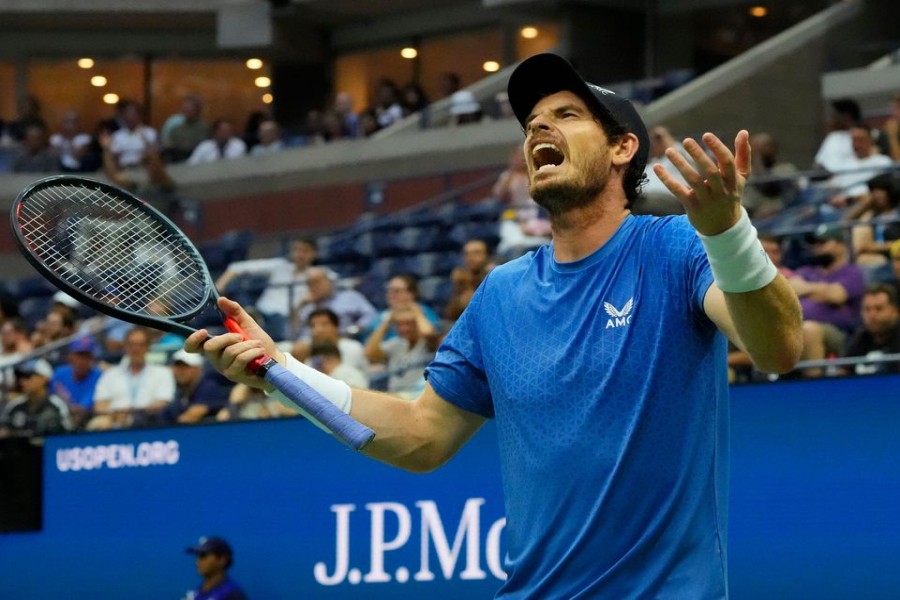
50, 110, 91, 172
250, 119, 284, 156
828, 125, 893, 205
187, 118, 247, 165
814, 98, 862, 172
86, 327, 175, 431
109, 101, 158, 168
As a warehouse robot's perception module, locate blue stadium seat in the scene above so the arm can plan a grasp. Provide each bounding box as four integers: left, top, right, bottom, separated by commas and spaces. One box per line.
407, 252, 441, 278
418, 276, 453, 311
356, 272, 389, 310
370, 256, 407, 280
18, 296, 53, 329
405, 206, 446, 228
463, 198, 504, 222
449, 221, 500, 249
217, 229, 253, 263
7, 276, 58, 301
199, 244, 231, 279
372, 230, 406, 257
435, 202, 466, 226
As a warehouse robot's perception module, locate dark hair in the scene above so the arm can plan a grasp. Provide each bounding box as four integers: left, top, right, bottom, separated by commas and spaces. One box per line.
865, 284, 899, 308
307, 308, 340, 327
310, 341, 341, 360
4, 317, 28, 334
391, 274, 420, 300
867, 173, 900, 208
831, 98, 862, 123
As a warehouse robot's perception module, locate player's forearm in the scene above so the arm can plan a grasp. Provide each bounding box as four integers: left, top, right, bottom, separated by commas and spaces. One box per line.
350, 388, 478, 473
724, 273, 803, 374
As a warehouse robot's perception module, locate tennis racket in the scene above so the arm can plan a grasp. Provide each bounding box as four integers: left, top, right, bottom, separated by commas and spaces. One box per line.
10, 175, 375, 450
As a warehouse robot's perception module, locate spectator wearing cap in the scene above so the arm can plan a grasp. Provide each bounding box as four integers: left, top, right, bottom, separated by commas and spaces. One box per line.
448, 90, 484, 126
842, 172, 900, 267
50, 336, 103, 429
163, 350, 226, 425
789, 225, 866, 376
87, 327, 175, 430
184, 536, 247, 600
0, 358, 71, 438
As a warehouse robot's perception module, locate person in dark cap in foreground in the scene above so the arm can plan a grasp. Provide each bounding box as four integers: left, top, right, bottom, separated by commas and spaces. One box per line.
185, 536, 247, 600
188, 53, 803, 598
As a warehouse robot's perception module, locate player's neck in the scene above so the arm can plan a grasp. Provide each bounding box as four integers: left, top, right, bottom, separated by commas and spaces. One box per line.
202, 571, 226, 591
551, 204, 630, 263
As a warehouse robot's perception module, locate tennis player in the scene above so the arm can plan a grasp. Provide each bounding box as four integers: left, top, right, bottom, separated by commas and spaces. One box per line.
187, 53, 803, 598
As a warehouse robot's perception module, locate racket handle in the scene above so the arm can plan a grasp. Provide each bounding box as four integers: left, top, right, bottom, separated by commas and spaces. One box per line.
221, 315, 375, 450
262, 361, 376, 450
222, 315, 270, 372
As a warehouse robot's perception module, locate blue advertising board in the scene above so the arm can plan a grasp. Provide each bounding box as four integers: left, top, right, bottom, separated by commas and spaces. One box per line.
1, 374, 899, 599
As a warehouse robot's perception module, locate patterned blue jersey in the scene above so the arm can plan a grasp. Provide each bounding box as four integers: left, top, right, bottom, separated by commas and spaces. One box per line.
426, 214, 729, 599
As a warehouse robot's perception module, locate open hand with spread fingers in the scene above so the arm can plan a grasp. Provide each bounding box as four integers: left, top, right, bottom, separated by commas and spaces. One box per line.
653, 130, 751, 236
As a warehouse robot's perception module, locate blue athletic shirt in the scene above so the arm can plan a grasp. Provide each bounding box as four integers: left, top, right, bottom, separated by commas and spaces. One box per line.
426, 214, 729, 599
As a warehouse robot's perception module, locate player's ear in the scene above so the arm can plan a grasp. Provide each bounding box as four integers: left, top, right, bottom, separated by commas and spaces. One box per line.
611, 132, 639, 168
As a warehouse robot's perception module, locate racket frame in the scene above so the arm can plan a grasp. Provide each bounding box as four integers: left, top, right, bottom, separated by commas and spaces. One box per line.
10, 175, 214, 339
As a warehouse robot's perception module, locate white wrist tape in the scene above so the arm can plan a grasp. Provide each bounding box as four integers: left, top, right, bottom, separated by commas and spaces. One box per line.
266, 354, 352, 432
697, 207, 778, 293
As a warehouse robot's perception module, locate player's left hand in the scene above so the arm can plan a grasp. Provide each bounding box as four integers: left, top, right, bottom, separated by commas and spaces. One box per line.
653, 130, 750, 236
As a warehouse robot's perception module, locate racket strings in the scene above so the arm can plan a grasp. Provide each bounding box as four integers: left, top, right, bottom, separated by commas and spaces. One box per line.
18, 184, 210, 319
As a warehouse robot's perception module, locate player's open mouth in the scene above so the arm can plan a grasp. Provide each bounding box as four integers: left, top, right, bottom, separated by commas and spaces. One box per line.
532, 143, 565, 172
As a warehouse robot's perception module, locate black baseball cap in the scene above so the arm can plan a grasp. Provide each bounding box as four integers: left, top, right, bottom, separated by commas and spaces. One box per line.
508, 53, 650, 173
186, 536, 232, 557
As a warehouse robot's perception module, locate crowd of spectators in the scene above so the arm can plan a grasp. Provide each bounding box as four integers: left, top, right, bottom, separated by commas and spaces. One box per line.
0, 70, 479, 176
1, 92, 899, 440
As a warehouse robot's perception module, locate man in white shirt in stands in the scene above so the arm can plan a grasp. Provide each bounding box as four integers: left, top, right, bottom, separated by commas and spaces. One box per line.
216, 239, 334, 340
109, 101, 157, 169
86, 327, 175, 430
814, 98, 862, 172
187, 119, 247, 165
828, 124, 894, 205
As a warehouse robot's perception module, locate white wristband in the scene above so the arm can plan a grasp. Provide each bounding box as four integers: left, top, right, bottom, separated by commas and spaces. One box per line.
697, 207, 778, 293
266, 354, 352, 432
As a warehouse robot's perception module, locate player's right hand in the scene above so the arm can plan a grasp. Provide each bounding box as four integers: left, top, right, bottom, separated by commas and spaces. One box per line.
184, 297, 286, 389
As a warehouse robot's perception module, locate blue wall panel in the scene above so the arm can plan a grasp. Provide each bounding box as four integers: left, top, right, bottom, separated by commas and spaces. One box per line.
1, 375, 899, 599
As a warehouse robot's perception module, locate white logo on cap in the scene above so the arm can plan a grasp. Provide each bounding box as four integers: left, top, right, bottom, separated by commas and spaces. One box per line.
588, 84, 615, 96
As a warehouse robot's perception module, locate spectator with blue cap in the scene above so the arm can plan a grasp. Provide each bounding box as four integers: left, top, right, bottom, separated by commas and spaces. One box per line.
50, 336, 102, 429
184, 536, 247, 600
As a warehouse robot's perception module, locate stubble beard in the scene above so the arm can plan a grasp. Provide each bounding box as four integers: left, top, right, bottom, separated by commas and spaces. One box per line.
529, 156, 610, 219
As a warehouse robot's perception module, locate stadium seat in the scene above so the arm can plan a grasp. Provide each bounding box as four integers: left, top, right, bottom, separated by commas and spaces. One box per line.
6, 276, 58, 301
18, 296, 53, 329
462, 198, 504, 222
418, 276, 453, 311
217, 229, 253, 263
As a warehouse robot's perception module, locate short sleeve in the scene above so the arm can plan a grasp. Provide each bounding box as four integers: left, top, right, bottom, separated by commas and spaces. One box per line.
424, 283, 494, 418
